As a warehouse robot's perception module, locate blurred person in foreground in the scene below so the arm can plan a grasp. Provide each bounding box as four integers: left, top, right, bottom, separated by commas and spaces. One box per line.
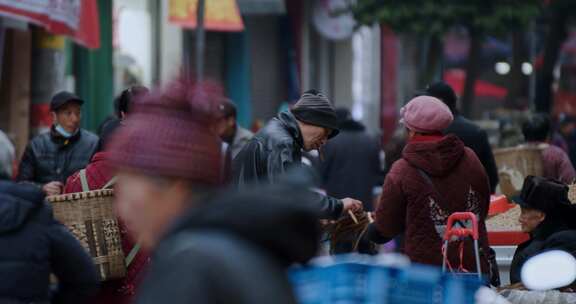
510, 176, 576, 284
107, 78, 321, 304
232, 90, 363, 219
522, 114, 576, 184
17, 91, 99, 195
64, 120, 149, 304
215, 98, 254, 159
0, 180, 98, 302
0, 129, 15, 180
424, 81, 499, 193
318, 107, 382, 211
368, 96, 498, 285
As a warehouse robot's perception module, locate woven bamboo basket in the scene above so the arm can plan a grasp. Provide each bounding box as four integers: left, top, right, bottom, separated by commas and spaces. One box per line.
47, 189, 126, 281
494, 145, 544, 197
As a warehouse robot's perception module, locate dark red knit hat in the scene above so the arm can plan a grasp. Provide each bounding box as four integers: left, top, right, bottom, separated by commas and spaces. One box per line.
108, 78, 223, 185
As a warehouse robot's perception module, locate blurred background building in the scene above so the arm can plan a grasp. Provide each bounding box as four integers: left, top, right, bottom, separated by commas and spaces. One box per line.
1, 0, 576, 160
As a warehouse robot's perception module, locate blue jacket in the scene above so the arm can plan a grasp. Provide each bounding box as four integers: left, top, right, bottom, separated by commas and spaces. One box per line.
0, 181, 98, 303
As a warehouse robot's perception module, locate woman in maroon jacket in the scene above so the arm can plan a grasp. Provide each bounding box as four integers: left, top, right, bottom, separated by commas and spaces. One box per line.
64, 122, 150, 304
370, 96, 493, 281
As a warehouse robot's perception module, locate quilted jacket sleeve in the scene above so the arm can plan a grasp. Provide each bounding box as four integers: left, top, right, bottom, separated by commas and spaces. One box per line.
374, 167, 407, 239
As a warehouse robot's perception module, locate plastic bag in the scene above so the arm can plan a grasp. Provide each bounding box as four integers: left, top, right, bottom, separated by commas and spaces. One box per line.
499, 289, 576, 304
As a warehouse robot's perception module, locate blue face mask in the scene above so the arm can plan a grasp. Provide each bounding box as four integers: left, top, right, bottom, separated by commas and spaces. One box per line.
55, 124, 76, 138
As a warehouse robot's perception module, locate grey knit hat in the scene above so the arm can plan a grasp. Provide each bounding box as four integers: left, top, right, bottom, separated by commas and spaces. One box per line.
291, 89, 340, 138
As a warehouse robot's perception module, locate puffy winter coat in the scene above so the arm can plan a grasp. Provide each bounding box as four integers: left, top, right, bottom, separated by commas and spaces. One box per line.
318, 120, 382, 211
232, 111, 343, 219
0, 181, 98, 303
541, 144, 576, 184
135, 183, 321, 304
445, 115, 499, 193
373, 134, 491, 275
17, 127, 99, 185
510, 218, 576, 284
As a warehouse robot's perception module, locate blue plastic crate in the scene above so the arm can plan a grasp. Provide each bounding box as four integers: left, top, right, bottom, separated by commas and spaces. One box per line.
387, 264, 443, 304
442, 274, 484, 304
291, 262, 375, 304
290, 257, 483, 304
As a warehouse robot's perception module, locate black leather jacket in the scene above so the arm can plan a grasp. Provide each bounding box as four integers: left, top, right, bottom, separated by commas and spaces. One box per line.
232, 111, 343, 219
17, 127, 99, 185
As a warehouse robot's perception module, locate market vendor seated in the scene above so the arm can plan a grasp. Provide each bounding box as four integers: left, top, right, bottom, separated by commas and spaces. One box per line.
510, 176, 576, 284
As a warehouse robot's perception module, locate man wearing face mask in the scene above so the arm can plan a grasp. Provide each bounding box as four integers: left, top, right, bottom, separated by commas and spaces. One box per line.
17, 91, 99, 196
232, 90, 363, 219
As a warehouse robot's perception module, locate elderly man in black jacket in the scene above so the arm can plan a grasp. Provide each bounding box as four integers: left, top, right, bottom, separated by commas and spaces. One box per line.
17, 92, 99, 196
424, 82, 499, 193
0, 181, 98, 303
510, 176, 576, 284
232, 90, 363, 219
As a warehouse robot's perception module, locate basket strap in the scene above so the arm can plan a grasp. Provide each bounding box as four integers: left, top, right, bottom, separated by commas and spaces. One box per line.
125, 243, 141, 267
79, 169, 90, 192
102, 176, 117, 190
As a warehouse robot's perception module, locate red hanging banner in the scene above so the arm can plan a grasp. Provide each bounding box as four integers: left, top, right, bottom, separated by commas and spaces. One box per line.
0, 0, 100, 49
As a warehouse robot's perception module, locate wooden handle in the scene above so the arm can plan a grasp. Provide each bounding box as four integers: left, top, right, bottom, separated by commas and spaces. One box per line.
348, 210, 359, 224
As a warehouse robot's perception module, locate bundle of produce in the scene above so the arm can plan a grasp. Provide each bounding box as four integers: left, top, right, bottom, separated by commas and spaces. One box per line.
323, 210, 373, 254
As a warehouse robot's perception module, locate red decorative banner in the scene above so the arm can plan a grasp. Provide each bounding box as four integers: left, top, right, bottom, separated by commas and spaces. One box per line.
0, 0, 100, 49
169, 0, 244, 32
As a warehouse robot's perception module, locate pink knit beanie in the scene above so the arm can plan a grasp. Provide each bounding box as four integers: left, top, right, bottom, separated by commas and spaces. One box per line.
108, 78, 223, 185
400, 96, 454, 134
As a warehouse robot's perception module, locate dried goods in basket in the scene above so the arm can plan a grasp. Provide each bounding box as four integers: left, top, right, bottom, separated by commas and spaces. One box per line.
569, 183, 576, 204
486, 205, 522, 232
47, 189, 126, 281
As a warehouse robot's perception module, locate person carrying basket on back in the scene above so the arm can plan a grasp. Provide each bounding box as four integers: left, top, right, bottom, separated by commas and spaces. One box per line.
63, 89, 151, 304
368, 96, 499, 286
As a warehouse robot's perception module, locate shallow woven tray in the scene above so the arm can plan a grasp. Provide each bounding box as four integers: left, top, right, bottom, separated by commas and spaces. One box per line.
494, 145, 544, 197
47, 190, 126, 281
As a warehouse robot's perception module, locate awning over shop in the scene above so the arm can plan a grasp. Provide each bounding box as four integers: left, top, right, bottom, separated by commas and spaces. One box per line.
169, 0, 244, 31
0, 0, 100, 49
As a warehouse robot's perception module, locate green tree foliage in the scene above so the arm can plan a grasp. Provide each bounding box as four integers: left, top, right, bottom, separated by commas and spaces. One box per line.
348, 0, 541, 116
350, 0, 541, 36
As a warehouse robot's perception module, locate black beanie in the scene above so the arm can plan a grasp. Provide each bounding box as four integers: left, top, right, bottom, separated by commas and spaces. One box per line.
291, 90, 340, 138
425, 81, 457, 113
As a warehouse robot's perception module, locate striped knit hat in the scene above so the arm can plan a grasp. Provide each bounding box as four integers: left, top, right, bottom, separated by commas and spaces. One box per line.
291, 90, 340, 138
107, 78, 223, 185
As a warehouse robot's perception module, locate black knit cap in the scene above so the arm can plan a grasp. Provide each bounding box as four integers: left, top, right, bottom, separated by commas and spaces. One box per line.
513, 176, 571, 214
291, 89, 340, 139
425, 81, 457, 113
